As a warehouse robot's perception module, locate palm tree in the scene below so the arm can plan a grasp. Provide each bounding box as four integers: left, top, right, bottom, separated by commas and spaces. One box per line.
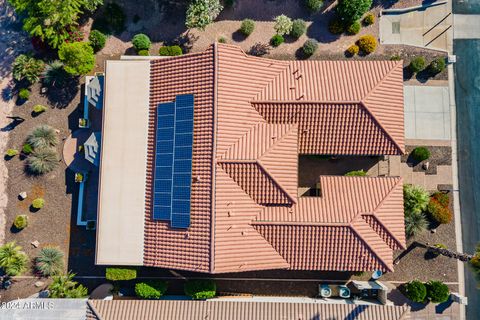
405, 211, 428, 237
0, 242, 28, 276
48, 272, 88, 298
36, 247, 64, 276
42, 61, 69, 88
26, 147, 59, 174
26, 125, 58, 149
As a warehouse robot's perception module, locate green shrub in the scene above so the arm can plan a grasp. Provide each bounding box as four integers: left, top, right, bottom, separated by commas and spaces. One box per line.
12, 54, 45, 84
22, 143, 33, 154
274, 15, 293, 36
58, 42, 95, 76
36, 247, 64, 276
427, 198, 453, 224
432, 192, 449, 207
13, 215, 28, 230
403, 184, 430, 216
32, 198, 45, 209
186, 0, 223, 30
363, 13, 375, 25
429, 243, 447, 257
357, 35, 377, 54
33, 105, 47, 114
19, 88, 30, 100
135, 281, 168, 299
132, 34, 151, 51
404, 280, 427, 303
337, 0, 373, 24
328, 19, 344, 35
27, 125, 58, 149
305, 0, 323, 13
345, 169, 366, 176
426, 280, 450, 303
405, 211, 428, 237
390, 54, 401, 61
218, 36, 227, 43
89, 30, 107, 52
6, 149, 18, 157
428, 57, 446, 74
347, 21, 361, 35
346, 44, 359, 56
48, 272, 88, 298
270, 34, 284, 47
0, 242, 28, 276
302, 39, 318, 56
184, 279, 216, 300
27, 148, 59, 175
158, 46, 183, 56
409, 57, 426, 73
240, 19, 255, 36
138, 50, 149, 56
106, 267, 137, 281
411, 146, 430, 162
290, 19, 307, 39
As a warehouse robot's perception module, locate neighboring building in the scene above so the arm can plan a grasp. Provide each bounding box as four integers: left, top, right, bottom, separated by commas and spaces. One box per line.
86, 300, 411, 320
96, 43, 406, 273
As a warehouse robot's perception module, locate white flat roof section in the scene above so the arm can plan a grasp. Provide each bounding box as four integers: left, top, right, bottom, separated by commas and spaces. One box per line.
95, 60, 151, 266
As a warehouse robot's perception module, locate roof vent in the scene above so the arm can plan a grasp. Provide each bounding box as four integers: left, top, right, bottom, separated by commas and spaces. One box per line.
227, 225, 235, 231
241, 230, 248, 236
227, 210, 234, 217
227, 201, 235, 206
302, 129, 309, 134
184, 232, 190, 239
194, 176, 202, 182
296, 93, 305, 100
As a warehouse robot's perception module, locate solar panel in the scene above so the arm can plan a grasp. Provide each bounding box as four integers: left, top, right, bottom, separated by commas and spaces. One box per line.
152, 95, 194, 229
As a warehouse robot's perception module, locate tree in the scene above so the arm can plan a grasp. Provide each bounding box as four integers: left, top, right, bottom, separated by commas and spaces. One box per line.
469, 244, 480, 282
48, 272, 88, 298
36, 247, 64, 276
0, 242, 28, 276
403, 184, 430, 216
426, 280, 450, 303
185, 0, 223, 30
274, 15, 293, 36
336, 0, 372, 24
7, 0, 103, 49
405, 211, 428, 237
42, 61, 70, 88
12, 54, 45, 84
403, 280, 427, 302
58, 42, 95, 76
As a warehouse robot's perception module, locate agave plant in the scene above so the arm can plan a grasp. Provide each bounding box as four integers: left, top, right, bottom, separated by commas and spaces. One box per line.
26, 148, 59, 174
0, 242, 28, 276
36, 247, 64, 276
405, 211, 428, 237
48, 272, 88, 298
26, 125, 58, 149
42, 60, 70, 88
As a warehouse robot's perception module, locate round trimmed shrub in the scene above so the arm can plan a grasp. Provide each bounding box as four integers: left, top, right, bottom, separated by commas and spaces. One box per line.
305, 0, 323, 13
158, 46, 183, 56
32, 198, 45, 209
409, 57, 426, 73
363, 13, 375, 25
6, 149, 18, 157
138, 50, 149, 56
427, 198, 453, 224
274, 15, 293, 36
428, 57, 446, 74
14, 215, 28, 230
58, 42, 95, 76
19, 88, 30, 100
135, 281, 168, 299
270, 34, 285, 47
357, 35, 377, 54
346, 44, 359, 56
426, 280, 450, 303
184, 279, 216, 300
33, 105, 47, 114
132, 34, 151, 51
218, 36, 227, 43
290, 19, 307, 39
89, 30, 107, 52
411, 146, 430, 162
240, 19, 255, 36
106, 267, 137, 281
22, 143, 33, 155
347, 21, 361, 35
404, 280, 427, 303
328, 19, 344, 35
432, 192, 449, 208
302, 39, 318, 57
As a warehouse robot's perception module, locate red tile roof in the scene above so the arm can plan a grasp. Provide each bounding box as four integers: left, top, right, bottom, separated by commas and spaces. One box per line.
142, 43, 405, 273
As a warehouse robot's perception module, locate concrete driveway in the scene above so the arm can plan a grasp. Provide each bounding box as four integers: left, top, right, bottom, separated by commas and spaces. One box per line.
404, 85, 451, 140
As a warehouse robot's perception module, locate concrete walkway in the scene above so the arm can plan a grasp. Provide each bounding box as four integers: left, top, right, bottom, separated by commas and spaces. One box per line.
453, 14, 480, 38
380, 2, 453, 51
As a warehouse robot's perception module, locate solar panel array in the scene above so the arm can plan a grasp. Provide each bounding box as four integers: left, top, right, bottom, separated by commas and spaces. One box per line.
153, 94, 194, 228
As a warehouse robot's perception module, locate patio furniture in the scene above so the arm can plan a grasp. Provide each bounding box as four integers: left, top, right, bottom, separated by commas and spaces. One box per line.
339, 285, 351, 298
84, 132, 101, 167
372, 270, 383, 280
319, 284, 332, 298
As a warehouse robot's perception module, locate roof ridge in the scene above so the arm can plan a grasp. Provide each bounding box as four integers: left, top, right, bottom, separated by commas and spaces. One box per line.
362, 60, 403, 101
349, 220, 394, 272
210, 42, 219, 273
252, 220, 351, 227
256, 160, 296, 204
252, 100, 362, 104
